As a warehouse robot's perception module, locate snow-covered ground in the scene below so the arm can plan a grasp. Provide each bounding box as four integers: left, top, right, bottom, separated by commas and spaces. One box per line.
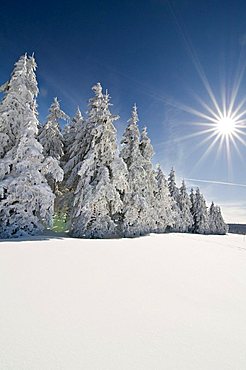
0, 233, 246, 370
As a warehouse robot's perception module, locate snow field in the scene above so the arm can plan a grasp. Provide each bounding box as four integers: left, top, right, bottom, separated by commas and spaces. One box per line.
0, 233, 246, 369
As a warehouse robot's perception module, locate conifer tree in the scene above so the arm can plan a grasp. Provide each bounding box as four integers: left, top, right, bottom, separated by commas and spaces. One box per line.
0, 54, 31, 158
155, 165, 173, 232
63, 107, 84, 156
0, 54, 63, 238
60, 108, 86, 217
139, 127, 158, 232
192, 188, 209, 234
70, 83, 127, 238
178, 180, 193, 232
209, 202, 228, 234
38, 97, 68, 193
63, 108, 86, 191
39, 97, 68, 161
120, 105, 151, 236
189, 187, 195, 232
168, 167, 179, 201
168, 167, 182, 231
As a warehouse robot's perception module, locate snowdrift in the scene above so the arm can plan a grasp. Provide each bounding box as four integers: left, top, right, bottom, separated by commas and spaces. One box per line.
0, 233, 246, 370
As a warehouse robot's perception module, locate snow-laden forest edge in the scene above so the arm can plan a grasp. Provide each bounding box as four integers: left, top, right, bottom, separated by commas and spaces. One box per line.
0, 54, 228, 239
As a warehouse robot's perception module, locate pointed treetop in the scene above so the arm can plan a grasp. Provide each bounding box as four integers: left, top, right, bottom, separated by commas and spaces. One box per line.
92, 82, 103, 97
104, 89, 111, 106
47, 97, 69, 122
156, 165, 166, 183
140, 126, 154, 160
75, 106, 83, 120
53, 97, 59, 106
141, 126, 148, 137
28, 53, 36, 68
210, 201, 215, 212
128, 103, 139, 125
180, 179, 186, 190
196, 187, 201, 195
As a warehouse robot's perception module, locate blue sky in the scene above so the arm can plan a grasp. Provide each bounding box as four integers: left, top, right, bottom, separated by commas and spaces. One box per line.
1, 0, 246, 222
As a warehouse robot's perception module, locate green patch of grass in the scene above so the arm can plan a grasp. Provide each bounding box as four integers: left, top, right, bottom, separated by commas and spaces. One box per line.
52, 213, 69, 233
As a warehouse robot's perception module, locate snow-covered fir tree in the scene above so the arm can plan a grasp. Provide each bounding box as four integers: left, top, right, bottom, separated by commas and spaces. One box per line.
192, 188, 209, 234
63, 107, 84, 156
0, 54, 31, 158
155, 165, 173, 232
39, 97, 68, 161
189, 187, 195, 231
209, 202, 228, 235
38, 97, 68, 192
70, 83, 128, 238
59, 107, 85, 217
120, 105, 152, 236
63, 108, 86, 191
168, 167, 182, 231
168, 167, 179, 201
139, 127, 158, 232
178, 180, 193, 232
0, 54, 63, 238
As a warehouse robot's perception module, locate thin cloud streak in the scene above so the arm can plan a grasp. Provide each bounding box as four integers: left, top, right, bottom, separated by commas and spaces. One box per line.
185, 178, 246, 188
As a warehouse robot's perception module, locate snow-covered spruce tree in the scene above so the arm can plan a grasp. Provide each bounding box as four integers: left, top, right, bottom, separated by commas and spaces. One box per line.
38, 97, 68, 193
168, 167, 182, 231
63, 108, 86, 191
120, 105, 152, 237
0, 54, 63, 238
139, 127, 158, 232
59, 107, 85, 218
39, 97, 68, 161
0, 54, 32, 158
189, 187, 195, 232
209, 202, 228, 235
192, 188, 209, 234
155, 165, 173, 232
70, 83, 128, 238
63, 107, 84, 158
178, 180, 193, 232
168, 167, 179, 201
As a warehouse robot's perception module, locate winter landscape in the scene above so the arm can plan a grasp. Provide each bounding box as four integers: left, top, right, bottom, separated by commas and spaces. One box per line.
1, 0, 246, 369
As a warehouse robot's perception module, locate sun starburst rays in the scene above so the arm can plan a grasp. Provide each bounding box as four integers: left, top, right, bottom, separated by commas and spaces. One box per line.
185, 89, 246, 169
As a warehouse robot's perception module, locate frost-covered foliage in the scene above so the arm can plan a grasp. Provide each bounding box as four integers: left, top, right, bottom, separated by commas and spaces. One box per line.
63, 108, 86, 192
168, 167, 179, 201
70, 83, 128, 238
139, 127, 159, 233
0, 55, 62, 239
0, 54, 35, 158
209, 202, 228, 235
155, 165, 173, 232
178, 180, 193, 232
39, 97, 68, 161
168, 168, 182, 231
120, 105, 152, 237
60, 108, 86, 216
192, 188, 209, 234
38, 97, 67, 193
63, 107, 84, 156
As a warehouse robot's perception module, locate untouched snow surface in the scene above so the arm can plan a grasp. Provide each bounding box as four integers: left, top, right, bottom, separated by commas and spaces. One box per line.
0, 233, 246, 370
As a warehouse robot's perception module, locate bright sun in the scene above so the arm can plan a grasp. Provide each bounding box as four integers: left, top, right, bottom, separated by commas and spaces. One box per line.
216, 116, 236, 136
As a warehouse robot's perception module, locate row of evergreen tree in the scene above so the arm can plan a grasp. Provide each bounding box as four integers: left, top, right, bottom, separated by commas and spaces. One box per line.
0, 54, 228, 238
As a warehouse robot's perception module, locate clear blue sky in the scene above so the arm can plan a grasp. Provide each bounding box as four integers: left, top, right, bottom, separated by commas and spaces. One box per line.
1, 0, 246, 222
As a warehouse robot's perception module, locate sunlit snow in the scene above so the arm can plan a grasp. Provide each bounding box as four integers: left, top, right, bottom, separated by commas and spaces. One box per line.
0, 233, 246, 370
